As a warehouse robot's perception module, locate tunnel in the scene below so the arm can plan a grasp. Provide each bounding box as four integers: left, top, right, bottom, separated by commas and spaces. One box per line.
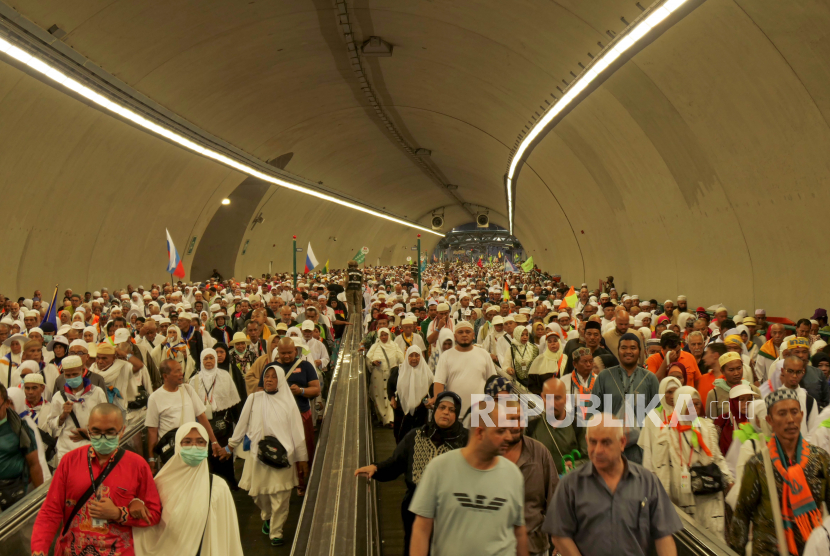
0, 0, 827, 555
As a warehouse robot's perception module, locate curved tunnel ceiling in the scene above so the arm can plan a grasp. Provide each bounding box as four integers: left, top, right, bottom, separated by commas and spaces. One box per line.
0, 0, 827, 318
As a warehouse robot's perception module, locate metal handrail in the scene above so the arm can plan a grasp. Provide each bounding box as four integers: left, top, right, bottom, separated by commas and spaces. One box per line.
291, 312, 381, 556
0, 414, 146, 542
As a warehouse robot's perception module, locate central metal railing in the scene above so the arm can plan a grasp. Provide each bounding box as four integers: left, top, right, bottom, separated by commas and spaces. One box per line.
291, 312, 381, 556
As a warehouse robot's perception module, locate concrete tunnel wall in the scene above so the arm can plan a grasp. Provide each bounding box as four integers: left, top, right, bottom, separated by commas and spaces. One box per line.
0, 0, 827, 321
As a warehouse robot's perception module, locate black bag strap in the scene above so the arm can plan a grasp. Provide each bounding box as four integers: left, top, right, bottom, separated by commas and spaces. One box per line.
68, 408, 81, 431
196, 474, 214, 555
62, 448, 126, 536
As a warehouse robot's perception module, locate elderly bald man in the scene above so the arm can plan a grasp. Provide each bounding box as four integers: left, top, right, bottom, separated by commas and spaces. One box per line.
545, 413, 682, 556
526, 378, 588, 476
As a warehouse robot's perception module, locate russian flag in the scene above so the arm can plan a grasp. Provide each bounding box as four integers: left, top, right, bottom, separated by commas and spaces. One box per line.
166, 229, 186, 278
304, 242, 319, 274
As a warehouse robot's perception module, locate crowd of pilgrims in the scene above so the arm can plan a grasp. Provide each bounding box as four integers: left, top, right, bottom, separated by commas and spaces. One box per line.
0, 263, 829, 555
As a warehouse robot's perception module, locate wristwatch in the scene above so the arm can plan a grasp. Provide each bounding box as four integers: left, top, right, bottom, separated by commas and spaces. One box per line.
148, 457, 156, 462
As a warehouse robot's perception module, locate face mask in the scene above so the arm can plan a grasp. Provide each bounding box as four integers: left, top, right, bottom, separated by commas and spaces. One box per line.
91, 434, 120, 455
180, 446, 209, 467
66, 376, 84, 389
44, 335, 53, 343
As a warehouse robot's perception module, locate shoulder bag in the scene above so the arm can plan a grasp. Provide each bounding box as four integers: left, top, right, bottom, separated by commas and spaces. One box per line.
256, 392, 291, 469
196, 474, 214, 555
153, 387, 187, 464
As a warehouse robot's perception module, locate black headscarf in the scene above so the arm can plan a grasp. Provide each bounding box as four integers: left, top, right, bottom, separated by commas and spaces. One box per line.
213, 342, 230, 370
811, 352, 830, 372
422, 390, 466, 448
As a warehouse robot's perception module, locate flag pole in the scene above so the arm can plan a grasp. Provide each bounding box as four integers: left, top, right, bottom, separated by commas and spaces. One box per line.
292, 235, 297, 290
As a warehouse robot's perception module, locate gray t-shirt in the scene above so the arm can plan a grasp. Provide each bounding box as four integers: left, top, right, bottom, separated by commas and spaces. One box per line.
409, 449, 525, 555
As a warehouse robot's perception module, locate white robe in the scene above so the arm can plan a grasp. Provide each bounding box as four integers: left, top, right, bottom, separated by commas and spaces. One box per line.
228, 390, 307, 496
134, 423, 244, 556
394, 333, 426, 355
366, 340, 403, 426
652, 417, 733, 537
90, 359, 138, 406
45, 385, 109, 462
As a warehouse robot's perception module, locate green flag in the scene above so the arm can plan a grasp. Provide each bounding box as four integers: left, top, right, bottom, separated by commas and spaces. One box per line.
521, 256, 534, 272
353, 250, 365, 264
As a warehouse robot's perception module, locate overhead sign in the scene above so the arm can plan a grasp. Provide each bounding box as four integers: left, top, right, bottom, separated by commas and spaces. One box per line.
361, 246, 369, 254
296, 247, 303, 252
186, 236, 197, 255
411, 246, 417, 250
242, 240, 249, 255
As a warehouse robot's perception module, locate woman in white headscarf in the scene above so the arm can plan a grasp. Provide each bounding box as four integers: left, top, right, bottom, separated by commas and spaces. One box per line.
227, 365, 308, 547
726, 399, 771, 511
639, 376, 682, 473
527, 329, 565, 394
1, 334, 26, 387
390, 345, 433, 442
190, 348, 241, 488
500, 325, 539, 390
428, 328, 454, 373
652, 386, 733, 537
151, 325, 196, 380
367, 328, 404, 427
134, 422, 243, 556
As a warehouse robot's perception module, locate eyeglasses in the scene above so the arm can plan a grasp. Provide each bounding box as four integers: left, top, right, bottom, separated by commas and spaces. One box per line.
89, 432, 120, 441
784, 368, 806, 376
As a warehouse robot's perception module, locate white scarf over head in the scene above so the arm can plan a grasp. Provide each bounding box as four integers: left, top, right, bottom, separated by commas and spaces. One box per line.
134, 422, 243, 556
249, 365, 308, 465
193, 348, 240, 412
435, 328, 455, 356
397, 346, 433, 415
367, 328, 403, 369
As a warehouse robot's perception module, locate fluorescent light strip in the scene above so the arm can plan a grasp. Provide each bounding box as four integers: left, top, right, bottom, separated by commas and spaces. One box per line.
0, 37, 443, 238
505, 0, 688, 233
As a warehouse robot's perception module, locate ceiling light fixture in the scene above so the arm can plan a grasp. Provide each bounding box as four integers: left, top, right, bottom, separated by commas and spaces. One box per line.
0, 36, 443, 237
504, 0, 690, 234
221, 198, 231, 205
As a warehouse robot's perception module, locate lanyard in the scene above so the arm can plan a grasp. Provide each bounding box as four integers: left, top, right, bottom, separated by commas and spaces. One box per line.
203, 378, 217, 404
87, 446, 120, 494
676, 429, 695, 468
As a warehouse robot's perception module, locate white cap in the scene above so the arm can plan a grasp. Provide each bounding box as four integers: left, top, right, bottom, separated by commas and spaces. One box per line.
436, 303, 450, 312
491, 316, 505, 325
113, 329, 132, 344
62, 355, 83, 369
301, 320, 315, 331
558, 312, 569, 319
71, 322, 85, 330
23, 373, 45, 385
69, 339, 88, 351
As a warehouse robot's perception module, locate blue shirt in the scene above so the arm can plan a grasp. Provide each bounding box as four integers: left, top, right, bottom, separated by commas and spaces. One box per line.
280, 359, 318, 413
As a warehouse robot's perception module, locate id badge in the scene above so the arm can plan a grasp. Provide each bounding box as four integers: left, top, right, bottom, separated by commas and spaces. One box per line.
521, 364, 528, 372
92, 489, 108, 529
680, 466, 692, 494
205, 404, 213, 420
